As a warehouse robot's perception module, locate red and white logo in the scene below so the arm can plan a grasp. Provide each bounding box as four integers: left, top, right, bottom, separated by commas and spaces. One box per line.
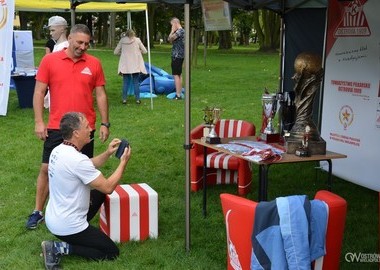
334, 0, 371, 37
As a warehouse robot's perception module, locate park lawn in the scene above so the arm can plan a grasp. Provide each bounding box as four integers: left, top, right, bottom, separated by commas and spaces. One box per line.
0, 44, 377, 269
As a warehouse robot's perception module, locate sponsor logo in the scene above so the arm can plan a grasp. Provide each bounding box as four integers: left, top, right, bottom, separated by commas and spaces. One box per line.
81, 67, 92, 75
334, 0, 371, 37
339, 105, 354, 130
0, 0, 8, 30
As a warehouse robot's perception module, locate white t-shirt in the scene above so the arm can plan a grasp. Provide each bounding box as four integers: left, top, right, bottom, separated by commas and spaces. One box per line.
45, 144, 101, 236
53, 40, 68, 52
43, 40, 69, 109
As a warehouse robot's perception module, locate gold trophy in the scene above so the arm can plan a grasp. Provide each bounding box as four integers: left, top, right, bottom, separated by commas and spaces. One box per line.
205, 107, 221, 144
202, 106, 214, 138
260, 93, 280, 143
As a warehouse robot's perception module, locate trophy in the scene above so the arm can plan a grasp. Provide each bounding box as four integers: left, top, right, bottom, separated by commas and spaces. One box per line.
260, 92, 280, 143
202, 106, 214, 138
295, 125, 311, 157
205, 107, 221, 144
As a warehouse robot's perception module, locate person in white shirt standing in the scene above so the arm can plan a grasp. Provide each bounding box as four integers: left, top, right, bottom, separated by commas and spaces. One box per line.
43, 16, 69, 109
41, 112, 131, 269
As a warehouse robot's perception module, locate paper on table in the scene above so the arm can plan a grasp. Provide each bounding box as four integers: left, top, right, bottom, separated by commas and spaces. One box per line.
216, 140, 284, 162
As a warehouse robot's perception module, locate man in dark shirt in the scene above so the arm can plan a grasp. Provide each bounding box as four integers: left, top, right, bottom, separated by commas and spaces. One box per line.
168, 17, 185, 100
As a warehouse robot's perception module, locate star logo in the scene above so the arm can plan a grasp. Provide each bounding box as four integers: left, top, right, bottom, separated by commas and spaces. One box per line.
342, 109, 351, 121
339, 105, 354, 130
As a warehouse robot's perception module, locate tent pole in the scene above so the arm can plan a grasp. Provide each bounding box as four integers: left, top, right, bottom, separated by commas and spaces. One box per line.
70, 2, 76, 25
145, 8, 153, 110
184, 2, 191, 252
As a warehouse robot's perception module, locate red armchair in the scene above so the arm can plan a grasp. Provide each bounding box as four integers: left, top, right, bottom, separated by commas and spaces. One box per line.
190, 119, 256, 196
220, 190, 347, 270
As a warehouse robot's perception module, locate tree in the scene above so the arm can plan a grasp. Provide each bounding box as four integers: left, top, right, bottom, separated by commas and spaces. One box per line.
233, 10, 254, 46
253, 9, 281, 52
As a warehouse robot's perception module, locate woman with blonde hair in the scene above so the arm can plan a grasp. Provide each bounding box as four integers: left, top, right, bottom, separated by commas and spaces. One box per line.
114, 29, 147, 105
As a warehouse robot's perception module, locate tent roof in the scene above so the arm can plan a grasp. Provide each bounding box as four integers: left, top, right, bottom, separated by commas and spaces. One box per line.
15, 0, 147, 12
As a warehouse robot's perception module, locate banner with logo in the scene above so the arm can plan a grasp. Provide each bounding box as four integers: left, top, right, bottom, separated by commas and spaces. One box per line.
321, 0, 380, 191
0, 0, 14, 116
201, 0, 232, 31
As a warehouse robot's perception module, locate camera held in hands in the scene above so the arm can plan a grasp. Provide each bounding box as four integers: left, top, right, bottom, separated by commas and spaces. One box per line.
115, 139, 129, 159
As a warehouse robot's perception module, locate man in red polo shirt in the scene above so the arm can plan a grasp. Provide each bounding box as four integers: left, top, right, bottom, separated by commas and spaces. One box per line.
26, 24, 110, 229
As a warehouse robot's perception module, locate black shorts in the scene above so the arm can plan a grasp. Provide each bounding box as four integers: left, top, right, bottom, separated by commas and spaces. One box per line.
171, 57, 184, 76
41, 129, 95, 163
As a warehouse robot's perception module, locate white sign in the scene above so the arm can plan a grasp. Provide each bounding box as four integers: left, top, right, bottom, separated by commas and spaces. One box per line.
202, 0, 232, 31
321, 0, 380, 191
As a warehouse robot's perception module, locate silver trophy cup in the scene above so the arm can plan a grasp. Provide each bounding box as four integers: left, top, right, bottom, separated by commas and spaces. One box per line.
260, 93, 280, 142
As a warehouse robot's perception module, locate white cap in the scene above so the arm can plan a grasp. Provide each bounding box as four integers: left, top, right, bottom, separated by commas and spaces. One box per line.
48, 16, 68, 28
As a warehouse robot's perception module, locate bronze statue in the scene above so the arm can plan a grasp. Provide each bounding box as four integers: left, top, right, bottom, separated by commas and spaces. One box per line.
285, 52, 326, 155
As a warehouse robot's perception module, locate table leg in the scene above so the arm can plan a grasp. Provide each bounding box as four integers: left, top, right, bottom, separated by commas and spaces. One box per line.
258, 164, 270, 201
326, 159, 332, 191
202, 146, 207, 217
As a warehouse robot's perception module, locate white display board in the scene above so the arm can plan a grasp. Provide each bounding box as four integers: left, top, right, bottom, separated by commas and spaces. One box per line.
321, 0, 380, 191
13, 30, 35, 73
201, 0, 232, 31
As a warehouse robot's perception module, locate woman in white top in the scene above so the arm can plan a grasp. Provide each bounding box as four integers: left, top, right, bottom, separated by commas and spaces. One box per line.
114, 29, 147, 105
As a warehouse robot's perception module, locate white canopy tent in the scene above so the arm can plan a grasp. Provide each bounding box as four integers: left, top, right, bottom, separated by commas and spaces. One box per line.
14, 0, 155, 109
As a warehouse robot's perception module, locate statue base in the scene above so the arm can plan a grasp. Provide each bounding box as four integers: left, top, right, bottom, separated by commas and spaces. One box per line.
260, 133, 281, 143
285, 138, 326, 155
206, 136, 221, 144
295, 148, 310, 157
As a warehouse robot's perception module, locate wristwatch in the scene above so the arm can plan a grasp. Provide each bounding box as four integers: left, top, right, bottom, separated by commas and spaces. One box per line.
101, 122, 111, 128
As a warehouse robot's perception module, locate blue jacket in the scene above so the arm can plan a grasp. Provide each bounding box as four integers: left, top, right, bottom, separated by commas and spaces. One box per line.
251, 195, 328, 270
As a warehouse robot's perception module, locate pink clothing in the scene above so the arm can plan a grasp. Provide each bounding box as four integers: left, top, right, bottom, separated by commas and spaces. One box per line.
114, 36, 147, 75
36, 49, 106, 130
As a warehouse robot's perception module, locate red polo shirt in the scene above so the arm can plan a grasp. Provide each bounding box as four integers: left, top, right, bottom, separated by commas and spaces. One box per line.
36, 49, 106, 130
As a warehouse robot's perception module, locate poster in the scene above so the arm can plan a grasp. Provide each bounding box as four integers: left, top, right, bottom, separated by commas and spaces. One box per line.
201, 0, 232, 31
0, 0, 15, 116
321, 0, 380, 191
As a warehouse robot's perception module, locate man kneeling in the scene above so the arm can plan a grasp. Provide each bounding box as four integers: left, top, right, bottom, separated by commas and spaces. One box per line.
41, 112, 131, 269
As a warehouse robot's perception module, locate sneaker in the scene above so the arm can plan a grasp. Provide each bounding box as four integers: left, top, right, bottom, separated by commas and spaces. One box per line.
173, 95, 182, 100
26, 211, 44, 229
122, 100, 127, 105
41, 241, 61, 270
136, 100, 141, 104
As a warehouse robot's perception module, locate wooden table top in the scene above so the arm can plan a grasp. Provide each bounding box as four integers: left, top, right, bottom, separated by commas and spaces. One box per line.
192, 136, 347, 165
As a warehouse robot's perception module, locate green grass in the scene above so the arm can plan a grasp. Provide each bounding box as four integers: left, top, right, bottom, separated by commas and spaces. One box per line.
0, 44, 378, 269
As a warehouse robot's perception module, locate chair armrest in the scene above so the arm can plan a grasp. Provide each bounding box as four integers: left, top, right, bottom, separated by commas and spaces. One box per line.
220, 194, 257, 270
190, 124, 205, 140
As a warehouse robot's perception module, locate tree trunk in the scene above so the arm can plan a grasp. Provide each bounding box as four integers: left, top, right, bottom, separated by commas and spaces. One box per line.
148, 4, 156, 49
18, 12, 28, 30
101, 13, 109, 46
218, 30, 232, 50
253, 10, 280, 52
109, 13, 116, 48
